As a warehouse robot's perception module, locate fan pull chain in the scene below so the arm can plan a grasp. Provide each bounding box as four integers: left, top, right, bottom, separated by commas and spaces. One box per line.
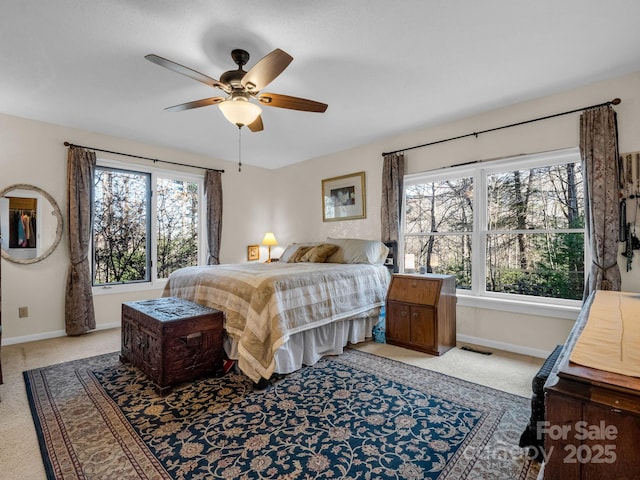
237, 125, 242, 172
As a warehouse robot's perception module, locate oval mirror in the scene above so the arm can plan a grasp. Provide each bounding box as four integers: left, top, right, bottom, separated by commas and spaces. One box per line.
0, 184, 63, 264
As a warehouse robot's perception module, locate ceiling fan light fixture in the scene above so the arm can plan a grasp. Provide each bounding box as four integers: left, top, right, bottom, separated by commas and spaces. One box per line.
218, 98, 262, 127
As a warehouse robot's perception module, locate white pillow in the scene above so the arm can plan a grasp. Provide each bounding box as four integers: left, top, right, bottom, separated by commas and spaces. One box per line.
326, 237, 389, 264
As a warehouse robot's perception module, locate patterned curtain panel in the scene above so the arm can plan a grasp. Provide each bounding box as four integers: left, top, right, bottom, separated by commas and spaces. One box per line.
65, 146, 96, 335
381, 152, 405, 242
580, 105, 621, 297
204, 169, 223, 265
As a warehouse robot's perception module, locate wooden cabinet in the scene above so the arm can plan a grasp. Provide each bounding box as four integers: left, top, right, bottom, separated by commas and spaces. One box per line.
544, 292, 640, 479
385, 274, 456, 356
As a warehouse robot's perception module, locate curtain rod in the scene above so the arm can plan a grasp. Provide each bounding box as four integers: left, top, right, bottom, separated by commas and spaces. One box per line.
63, 142, 225, 173
381, 98, 621, 157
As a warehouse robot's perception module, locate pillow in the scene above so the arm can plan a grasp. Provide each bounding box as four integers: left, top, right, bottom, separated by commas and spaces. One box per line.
299, 243, 339, 263
279, 244, 302, 263
280, 243, 321, 263
326, 237, 389, 264
287, 245, 314, 263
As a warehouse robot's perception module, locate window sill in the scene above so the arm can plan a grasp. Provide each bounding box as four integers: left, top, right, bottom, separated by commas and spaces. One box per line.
92, 279, 168, 296
456, 293, 581, 320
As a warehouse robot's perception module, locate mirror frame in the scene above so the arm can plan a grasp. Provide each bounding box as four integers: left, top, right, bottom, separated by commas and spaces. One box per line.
0, 184, 63, 264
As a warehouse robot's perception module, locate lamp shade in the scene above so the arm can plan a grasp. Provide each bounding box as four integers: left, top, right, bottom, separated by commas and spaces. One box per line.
404, 253, 415, 270
262, 232, 278, 246
218, 98, 261, 126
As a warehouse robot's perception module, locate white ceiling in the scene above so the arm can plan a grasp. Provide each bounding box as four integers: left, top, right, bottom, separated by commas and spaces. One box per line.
1, 1, 640, 170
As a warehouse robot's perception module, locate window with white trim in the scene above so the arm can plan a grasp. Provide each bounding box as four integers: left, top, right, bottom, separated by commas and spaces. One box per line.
92, 160, 205, 287
402, 148, 585, 303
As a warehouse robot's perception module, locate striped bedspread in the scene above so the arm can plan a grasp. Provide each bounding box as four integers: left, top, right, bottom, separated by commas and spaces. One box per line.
163, 262, 390, 381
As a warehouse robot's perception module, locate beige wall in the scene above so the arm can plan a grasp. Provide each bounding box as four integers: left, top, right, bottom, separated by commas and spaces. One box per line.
2, 70, 640, 356
270, 70, 640, 357
0, 114, 275, 342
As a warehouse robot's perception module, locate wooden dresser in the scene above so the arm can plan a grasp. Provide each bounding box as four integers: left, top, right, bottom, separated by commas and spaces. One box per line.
121, 297, 224, 394
544, 291, 640, 479
385, 273, 456, 356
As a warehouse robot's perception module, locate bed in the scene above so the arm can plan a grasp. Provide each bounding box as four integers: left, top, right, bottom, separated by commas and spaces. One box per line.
162, 238, 392, 382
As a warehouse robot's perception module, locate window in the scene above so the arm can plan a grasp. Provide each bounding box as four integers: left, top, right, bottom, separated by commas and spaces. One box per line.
92, 160, 204, 287
404, 174, 474, 289
402, 148, 584, 303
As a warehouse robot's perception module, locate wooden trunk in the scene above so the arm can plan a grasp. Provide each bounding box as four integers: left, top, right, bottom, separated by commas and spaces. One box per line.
121, 297, 224, 394
385, 273, 456, 356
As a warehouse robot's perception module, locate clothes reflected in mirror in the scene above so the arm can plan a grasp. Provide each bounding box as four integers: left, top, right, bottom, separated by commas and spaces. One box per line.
8, 198, 37, 249
0, 184, 63, 265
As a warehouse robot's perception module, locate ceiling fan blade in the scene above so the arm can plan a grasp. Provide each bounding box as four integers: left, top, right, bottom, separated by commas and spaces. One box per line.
165, 97, 225, 112
145, 54, 229, 92
241, 49, 293, 92
248, 115, 264, 132
258, 93, 328, 113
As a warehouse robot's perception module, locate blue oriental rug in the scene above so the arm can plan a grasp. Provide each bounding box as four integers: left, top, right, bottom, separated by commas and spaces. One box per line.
24, 349, 538, 479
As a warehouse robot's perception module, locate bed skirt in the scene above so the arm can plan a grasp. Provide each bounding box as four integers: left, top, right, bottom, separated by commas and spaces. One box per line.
224, 314, 379, 376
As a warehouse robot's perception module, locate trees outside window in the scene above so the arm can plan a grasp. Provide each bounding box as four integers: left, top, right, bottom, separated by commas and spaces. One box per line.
156, 178, 199, 279
92, 163, 203, 287
403, 148, 584, 302
485, 163, 584, 300
404, 176, 473, 289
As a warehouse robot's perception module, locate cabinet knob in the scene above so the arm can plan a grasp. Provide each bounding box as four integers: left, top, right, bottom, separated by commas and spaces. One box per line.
412, 312, 418, 319
400, 310, 407, 317
411, 281, 417, 288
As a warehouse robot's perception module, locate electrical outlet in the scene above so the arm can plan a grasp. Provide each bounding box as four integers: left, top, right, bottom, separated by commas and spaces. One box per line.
19, 306, 29, 318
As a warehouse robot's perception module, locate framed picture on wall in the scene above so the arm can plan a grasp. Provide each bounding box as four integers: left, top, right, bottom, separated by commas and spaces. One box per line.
322, 171, 366, 221
247, 244, 260, 261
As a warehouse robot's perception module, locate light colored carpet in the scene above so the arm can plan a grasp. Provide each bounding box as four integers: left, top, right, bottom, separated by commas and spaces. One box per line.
0, 328, 543, 480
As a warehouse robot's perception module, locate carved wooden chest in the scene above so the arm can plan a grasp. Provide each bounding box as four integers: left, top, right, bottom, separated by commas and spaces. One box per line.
121, 297, 223, 394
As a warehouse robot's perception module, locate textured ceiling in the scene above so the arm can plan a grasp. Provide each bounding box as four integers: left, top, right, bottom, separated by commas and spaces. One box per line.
1, 1, 640, 169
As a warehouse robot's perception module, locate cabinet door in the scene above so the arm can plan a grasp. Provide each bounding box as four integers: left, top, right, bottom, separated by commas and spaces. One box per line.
387, 301, 411, 342
581, 402, 640, 478
410, 306, 436, 350
544, 392, 581, 479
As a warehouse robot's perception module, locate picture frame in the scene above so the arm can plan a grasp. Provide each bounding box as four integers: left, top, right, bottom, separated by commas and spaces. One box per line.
247, 244, 260, 261
322, 171, 366, 222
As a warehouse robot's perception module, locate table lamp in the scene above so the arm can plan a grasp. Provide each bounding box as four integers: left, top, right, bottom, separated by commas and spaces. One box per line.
262, 232, 277, 263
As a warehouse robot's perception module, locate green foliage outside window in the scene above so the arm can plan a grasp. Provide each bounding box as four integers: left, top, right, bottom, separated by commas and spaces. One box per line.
403, 158, 585, 301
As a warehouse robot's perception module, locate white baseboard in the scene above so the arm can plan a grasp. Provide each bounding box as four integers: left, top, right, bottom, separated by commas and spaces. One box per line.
3, 326, 554, 359
456, 333, 553, 359
1, 322, 121, 346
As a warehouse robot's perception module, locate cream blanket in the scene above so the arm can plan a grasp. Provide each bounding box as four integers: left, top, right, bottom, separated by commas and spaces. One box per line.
163, 262, 390, 381
570, 290, 640, 377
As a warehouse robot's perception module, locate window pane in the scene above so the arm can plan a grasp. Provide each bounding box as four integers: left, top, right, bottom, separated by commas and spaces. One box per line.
487, 163, 584, 231
405, 178, 473, 234
157, 178, 199, 279
486, 232, 584, 300
93, 168, 150, 285
404, 234, 472, 290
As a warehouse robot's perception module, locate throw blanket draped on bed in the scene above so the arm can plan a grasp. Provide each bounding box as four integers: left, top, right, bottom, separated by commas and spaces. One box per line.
163, 263, 390, 381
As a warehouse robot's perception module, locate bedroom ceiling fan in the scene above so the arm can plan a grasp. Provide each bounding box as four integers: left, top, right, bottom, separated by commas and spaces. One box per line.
145, 48, 328, 132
